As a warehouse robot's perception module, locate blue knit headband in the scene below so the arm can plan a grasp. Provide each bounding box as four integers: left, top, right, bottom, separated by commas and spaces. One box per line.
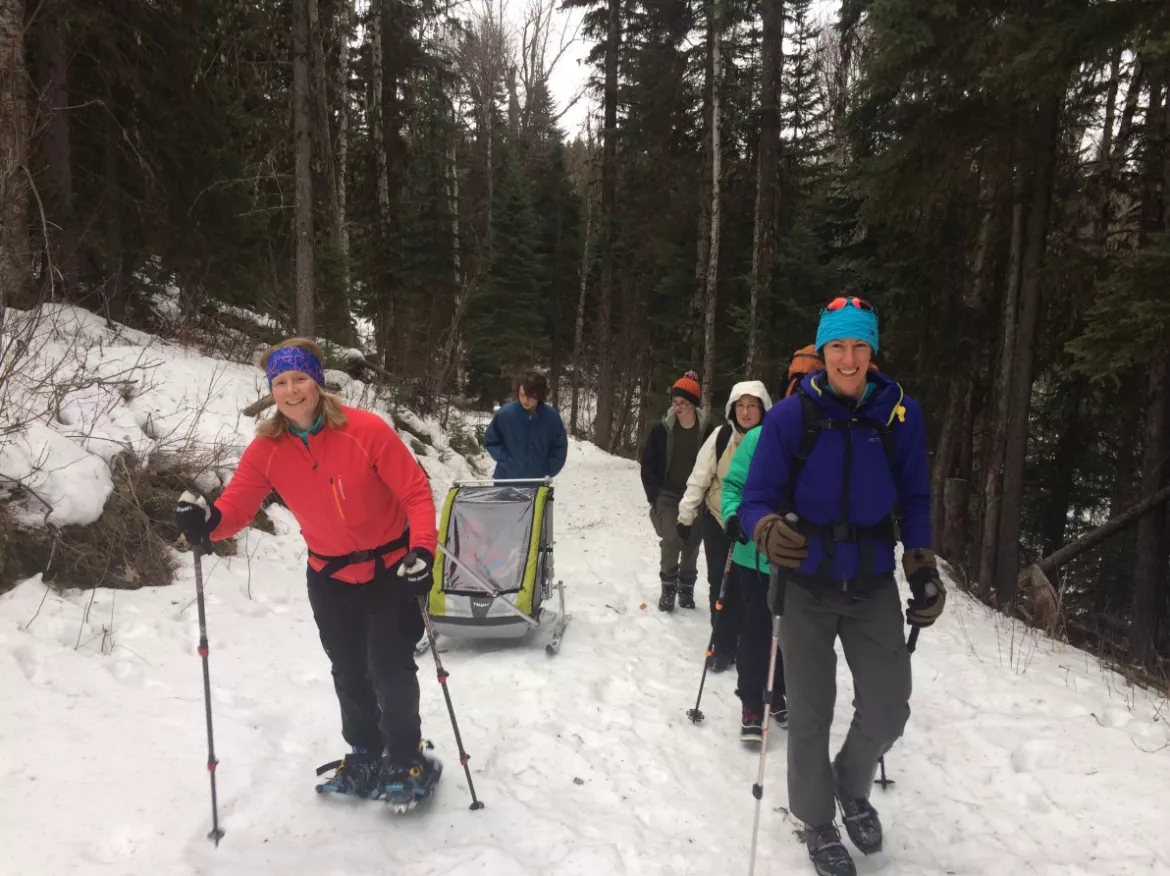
266, 346, 325, 388
815, 304, 880, 355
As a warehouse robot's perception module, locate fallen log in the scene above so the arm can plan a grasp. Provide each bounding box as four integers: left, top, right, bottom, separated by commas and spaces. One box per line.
1035, 483, 1170, 577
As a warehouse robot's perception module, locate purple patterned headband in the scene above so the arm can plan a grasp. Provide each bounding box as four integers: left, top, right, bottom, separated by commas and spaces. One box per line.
266, 346, 325, 388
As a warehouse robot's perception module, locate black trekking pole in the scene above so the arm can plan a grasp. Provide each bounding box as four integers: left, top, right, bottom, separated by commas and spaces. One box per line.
875, 624, 923, 791
686, 549, 737, 724
192, 545, 225, 844
417, 596, 485, 810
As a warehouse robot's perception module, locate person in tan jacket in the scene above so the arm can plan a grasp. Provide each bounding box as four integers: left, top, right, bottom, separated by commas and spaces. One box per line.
676, 380, 772, 670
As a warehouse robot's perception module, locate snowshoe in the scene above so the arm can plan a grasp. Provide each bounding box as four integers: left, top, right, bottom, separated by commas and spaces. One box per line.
740, 709, 763, 744
379, 741, 443, 814
804, 822, 857, 876
658, 581, 678, 612
314, 750, 384, 798
677, 582, 697, 609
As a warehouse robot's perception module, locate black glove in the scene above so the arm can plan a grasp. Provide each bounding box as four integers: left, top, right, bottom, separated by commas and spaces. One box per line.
397, 548, 435, 598
676, 521, 692, 541
903, 548, 946, 627
174, 490, 221, 551
724, 514, 748, 545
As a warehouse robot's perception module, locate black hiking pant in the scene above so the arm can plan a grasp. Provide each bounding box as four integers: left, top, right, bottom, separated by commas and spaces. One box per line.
735, 564, 785, 712
701, 511, 741, 656
307, 564, 425, 762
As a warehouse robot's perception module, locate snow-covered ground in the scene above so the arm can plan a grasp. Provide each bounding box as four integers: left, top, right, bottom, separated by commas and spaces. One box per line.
3, 307, 1170, 876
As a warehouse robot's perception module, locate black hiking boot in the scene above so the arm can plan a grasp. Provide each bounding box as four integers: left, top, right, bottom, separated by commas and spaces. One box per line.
804, 822, 857, 876
769, 694, 788, 729
740, 708, 763, 744
707, 651, 734, 673
658, 580, 678, 612
677, 580, 697, 609
836, 788, 883, 854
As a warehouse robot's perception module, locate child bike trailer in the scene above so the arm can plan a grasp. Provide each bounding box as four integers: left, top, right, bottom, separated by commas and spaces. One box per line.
425, 478, 570, 654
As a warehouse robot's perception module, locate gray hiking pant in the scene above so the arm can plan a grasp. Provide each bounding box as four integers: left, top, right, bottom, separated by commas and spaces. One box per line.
649, 492, 703, 585
781, 575, 912, 827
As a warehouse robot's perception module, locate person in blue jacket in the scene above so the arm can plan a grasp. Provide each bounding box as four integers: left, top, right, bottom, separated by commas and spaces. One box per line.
738, 297, 946, 876
483, 370, 568, 481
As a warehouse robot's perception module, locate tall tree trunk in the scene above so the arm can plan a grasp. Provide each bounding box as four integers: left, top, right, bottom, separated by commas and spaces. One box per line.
994, 96, 1061, 608
0, 0, 31, 316
942, 476, 969, 562
293, 0, 315, 337
1092, 48, 1121, 250
431, 134, 463, 401
484, 93, 493, 250
1129, 67, 1170, 664
946, 380, 977, 566
377, 0, 406, 369
701, 0, 723, 418
594, 0, 619, 449
1139, 63, 1167, 243
830, 15, 854, 169
334, 0, 354, 294
747, 0, 782, 377
571, 172, 593, 437
450, 135, 460, 289
34, 0, 73, 297
369, 1, 394, 367
309, 0, 340, 250
1128, 354, 1170, 663
930, 377, 968, 551
1040, 379, 1086, 556
101, 101, 125, 323
977, 155, 1027, 598
370, 17, 391, 233
691, 6, 714, 367
942, 157, 1000, 549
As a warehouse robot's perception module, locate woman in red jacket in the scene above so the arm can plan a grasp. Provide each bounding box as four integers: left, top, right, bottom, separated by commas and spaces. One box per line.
174, 338, 440, 807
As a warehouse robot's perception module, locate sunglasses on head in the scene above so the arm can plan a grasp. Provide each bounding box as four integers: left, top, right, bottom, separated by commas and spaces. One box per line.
824, 296, 877, 314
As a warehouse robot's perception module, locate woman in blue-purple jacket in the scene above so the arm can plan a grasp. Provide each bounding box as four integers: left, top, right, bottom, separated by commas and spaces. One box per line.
738, 297, 946, 876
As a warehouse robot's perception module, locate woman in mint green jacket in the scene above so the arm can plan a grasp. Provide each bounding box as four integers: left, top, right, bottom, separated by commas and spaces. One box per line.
721, 425, 786, 744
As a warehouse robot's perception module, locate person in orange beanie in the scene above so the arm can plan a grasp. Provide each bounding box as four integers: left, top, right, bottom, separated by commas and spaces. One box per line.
639, 370, 714, 611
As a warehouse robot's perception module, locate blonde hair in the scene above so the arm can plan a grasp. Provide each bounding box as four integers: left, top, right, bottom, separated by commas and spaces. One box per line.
256, 337, 348, 438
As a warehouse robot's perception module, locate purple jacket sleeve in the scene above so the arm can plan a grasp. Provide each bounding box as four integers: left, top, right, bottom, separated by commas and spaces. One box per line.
739, 402, 796, 538
892, 396, 932, 550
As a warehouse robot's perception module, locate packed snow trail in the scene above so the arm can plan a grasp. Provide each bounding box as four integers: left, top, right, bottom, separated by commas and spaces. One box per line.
4, 437, 1170, 876
2, 312, 1170, 875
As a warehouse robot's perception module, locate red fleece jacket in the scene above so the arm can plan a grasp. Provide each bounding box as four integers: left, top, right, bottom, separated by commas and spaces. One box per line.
212, 406, 438, 583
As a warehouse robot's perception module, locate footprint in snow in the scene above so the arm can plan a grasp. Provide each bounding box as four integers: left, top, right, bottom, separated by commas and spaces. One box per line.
12, 644, 45, 683
1009, 738, 1062, 774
